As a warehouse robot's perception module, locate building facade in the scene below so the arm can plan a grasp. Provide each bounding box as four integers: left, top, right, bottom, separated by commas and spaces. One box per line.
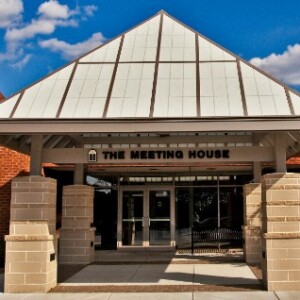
1, 11, 300, 292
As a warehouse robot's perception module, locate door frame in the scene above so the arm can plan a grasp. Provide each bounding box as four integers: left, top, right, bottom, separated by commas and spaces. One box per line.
117, 185, 176, 250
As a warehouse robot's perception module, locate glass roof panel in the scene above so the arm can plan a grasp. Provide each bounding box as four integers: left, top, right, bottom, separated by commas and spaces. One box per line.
60, 64, 114, 118
241, 61, 290, 116
39, 79, 70, 118
198, 36, 235, 61
107, 63, 155, 117
246, 96, 262, 116
201, 97, 215, 116
0, 94, 19, 118
160, 15, 195, 62
79, 37, 121, 63
120, 16, 159, 62
13, 63, 74, 118
290, 92, 300, 115
154, 63, 197, 117
200, 62, 243, 116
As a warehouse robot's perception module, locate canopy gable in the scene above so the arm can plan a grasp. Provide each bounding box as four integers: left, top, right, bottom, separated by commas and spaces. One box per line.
0, 11, 299, 120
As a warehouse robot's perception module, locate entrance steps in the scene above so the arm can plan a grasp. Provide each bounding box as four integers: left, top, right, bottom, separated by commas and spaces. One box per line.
93, 249, 245, 264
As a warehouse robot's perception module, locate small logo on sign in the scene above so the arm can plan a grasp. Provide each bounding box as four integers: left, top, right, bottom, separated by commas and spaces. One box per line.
88, 149, 97, 162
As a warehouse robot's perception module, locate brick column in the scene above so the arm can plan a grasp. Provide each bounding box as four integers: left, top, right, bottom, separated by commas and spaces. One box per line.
59, 185, 95, 264
243, 183, 262, 265
4, 176, 57, 293
262, 173, 300, 291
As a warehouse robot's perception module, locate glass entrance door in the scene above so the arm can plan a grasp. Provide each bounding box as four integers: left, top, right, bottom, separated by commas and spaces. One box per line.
122, 190, 144, 246
149, 190, 171, 245
119, 187, 174, 248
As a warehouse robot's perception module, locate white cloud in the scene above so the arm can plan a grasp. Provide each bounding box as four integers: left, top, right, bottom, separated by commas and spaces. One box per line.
0, 39, 23, 62
0, 0, 23, 28
84, 5, 98, 17
0, 51, 13, 62
38, 0, 69, 19
0, 0, 99, 69
11, 53, 32, 69
5, 19, 56, 41
250, 44, 300, 85
4, 1, 99, 43
5, 1, 79, 43
38, 32, 106, 59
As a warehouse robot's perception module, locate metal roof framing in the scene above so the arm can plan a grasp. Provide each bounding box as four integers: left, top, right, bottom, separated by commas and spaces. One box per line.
56, 62, 79, 118
102, 35, 125, 118
236, 59, 248, 116
150, 12, 164, 117
195, 33, 201, 117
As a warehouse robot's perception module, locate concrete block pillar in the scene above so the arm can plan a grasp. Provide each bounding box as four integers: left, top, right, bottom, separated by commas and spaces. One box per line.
5, 176, 57, 293
59, 185, 95, 264
261, 173, 300, 291
5, 222, 56, 293
243, 183, 262, 265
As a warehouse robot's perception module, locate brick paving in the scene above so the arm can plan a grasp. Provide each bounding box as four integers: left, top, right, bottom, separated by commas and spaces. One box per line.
51, 284, 263, 293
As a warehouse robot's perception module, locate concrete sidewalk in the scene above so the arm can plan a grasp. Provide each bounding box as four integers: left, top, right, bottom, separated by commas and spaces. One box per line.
56, 251, 260, 290
59, 263, 259, 286
1, 252, 300, 298
1, 265, 300, 299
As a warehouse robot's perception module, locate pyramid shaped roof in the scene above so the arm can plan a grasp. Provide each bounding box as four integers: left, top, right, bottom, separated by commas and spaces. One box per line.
1, 10, 300, 121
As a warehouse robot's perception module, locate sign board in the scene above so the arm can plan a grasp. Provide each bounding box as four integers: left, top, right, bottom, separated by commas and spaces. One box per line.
42, 146, 275, 164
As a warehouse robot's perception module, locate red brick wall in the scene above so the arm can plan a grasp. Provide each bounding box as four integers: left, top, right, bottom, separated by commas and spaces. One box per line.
287, 156, 300, 165
0, 146, 30, 265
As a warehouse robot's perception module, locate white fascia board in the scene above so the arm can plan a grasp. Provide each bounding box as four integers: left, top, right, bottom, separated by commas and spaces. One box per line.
0, 118, 300, 134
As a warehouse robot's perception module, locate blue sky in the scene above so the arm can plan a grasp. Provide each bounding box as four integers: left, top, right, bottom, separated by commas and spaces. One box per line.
1, 0, 300, 97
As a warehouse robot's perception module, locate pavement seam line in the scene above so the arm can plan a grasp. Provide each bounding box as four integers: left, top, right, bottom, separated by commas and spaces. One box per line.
274, 291, 281, 300
107, 292, 113, 300
128, 263, 143, 284
193, 264, 195, 286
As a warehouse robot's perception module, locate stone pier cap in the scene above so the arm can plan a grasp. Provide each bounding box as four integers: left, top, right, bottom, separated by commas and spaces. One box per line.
6, 221, 54, 241
262, 172, 300, 186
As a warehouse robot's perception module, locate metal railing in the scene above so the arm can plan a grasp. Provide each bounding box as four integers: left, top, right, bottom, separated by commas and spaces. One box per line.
191, 227, 243, 254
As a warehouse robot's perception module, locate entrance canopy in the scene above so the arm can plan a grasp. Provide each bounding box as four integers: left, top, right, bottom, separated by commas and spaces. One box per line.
0, 11, 300, 173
